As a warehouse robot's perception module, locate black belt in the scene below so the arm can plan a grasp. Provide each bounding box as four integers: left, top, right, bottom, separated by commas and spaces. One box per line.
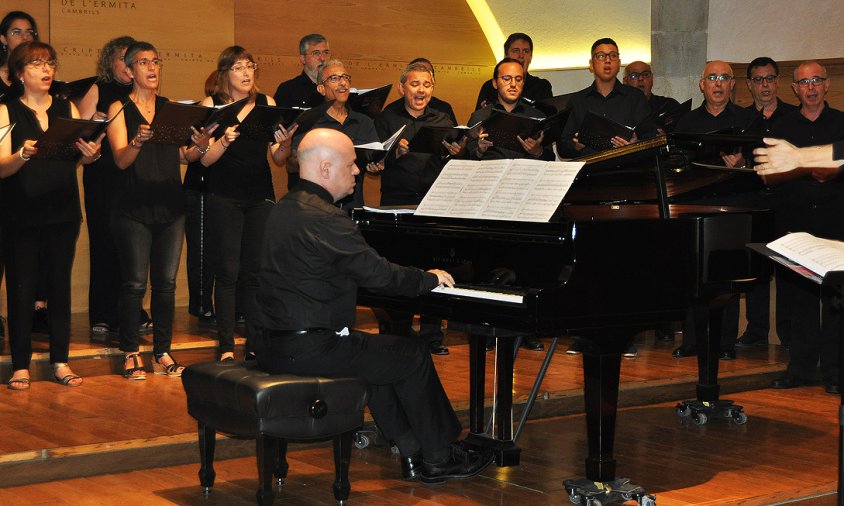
264, 328, 335, 339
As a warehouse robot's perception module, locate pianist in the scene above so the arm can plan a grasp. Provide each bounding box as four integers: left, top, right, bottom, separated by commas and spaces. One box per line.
255, 128, 492, 483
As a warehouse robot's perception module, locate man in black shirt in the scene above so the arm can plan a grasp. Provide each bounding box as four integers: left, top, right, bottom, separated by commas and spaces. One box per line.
408, 58, 457, 124
557, 38, 655, 159
273, 34, 331, 190
735, 57, 800, 350
474, 33, 552, 111
623, 60, 680, 114
764, 61, 844, 394
256, 128, 491, 482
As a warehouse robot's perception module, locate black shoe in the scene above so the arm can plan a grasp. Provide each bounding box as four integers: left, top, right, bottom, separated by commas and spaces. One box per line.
825, 383, 841, 395
654, 328, 675, 341
566, 341, 583, 355
734, 333, 768, 349
623, 343, 638, 358
198, 311, 217, 328
429, 340, 449, 356
32, 307, 49, 334
719, 348, 736, 360
420, 444, 493, 484
771, 376, 816, 389
672, 344, 696, 358
401, 452, 423, 481
520, 338, 544, 352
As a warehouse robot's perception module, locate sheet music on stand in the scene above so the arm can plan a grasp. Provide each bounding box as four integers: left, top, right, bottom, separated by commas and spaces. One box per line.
414, 158, 584, 222
759, 232, 844, 285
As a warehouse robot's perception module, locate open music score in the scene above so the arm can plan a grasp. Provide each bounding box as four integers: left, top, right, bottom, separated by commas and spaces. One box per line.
431, 285, 525, 304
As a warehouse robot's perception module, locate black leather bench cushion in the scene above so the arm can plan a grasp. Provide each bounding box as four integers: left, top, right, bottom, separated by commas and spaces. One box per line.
182, 361, 368, 439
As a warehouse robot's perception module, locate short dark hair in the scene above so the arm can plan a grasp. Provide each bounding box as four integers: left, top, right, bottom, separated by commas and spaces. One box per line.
299, 34, 327, 55
97, 36, 136, 82
591, 37, 618, 55
8, 41, 56, 81
124, 41, 157, 68
747, 56, 779, 79
1, 11, 40, 66
493, 57, 523, 80
409, 57, 434, 76
504, 33, 533, 53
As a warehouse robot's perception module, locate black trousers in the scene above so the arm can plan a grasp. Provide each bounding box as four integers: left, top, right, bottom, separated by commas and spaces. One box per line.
4, 221, 80, 370
257, 329, 461, 458
184, 189, 214, 316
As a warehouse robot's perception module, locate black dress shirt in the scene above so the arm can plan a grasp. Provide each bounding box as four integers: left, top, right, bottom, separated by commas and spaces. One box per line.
374, 99, 455, 205
257, 179, 438, 331
428, 96, 457, 125
466, 100, 554, 161
273, 71, 324, 109
557, 80, 655, 158
474, 72, 552, 111
744, 98, 799, 135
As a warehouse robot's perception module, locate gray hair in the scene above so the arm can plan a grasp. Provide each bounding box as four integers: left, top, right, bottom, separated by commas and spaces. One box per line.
298, 34, 327, 55
400, 62, 434, 85
317, 59, 345, 83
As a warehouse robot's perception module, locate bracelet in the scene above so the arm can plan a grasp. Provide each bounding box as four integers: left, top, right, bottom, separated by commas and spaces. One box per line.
130, 138, 142, 149
89, 153, 102, 163
221, 139, 230, 149
19, 146, 30, 161
196, 145, 209, 155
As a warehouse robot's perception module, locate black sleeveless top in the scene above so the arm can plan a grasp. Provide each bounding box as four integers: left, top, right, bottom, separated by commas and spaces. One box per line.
207, 93, 274, 201
2, 97, 81, 228
114, 96, 183, 224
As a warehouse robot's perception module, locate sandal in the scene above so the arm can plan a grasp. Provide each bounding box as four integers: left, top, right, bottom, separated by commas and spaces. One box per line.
124, 353, 147, 380
91, 322, 111, 334
53, 363, 83, 387
8, 370, 31, 391
154, 353, 185, 377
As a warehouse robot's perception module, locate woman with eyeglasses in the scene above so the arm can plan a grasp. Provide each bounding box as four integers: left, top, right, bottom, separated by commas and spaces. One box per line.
198, 46, 294, 361
0, 11, 39, 98
106, 41, 213, 379
0, 41, 104, 390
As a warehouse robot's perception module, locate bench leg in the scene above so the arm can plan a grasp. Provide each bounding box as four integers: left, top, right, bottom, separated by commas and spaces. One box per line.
256, 434, 278, 506
275, 438, 289, 486
197, 422, 216, 493
332, 430, 354, 504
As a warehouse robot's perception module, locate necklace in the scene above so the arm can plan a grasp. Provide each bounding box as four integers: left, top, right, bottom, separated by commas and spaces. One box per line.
130, 94, 155, 115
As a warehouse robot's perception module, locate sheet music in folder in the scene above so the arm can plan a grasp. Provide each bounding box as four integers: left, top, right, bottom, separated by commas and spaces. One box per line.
414, 159, 584, 222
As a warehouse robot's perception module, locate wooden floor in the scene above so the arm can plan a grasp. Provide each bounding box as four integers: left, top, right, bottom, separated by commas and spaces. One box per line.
0, 307, 839, 505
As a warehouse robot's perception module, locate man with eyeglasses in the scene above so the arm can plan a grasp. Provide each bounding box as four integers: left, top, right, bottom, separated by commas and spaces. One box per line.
623, 61, 680, 115
760, 61, 844, 395
474, 33, 552, 111
289, 60, 379, 214
557, 38, 655, 161
273, 34, 331, 189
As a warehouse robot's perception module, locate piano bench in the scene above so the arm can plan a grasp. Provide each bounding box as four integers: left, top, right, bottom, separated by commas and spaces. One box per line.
181, 360, 369, 506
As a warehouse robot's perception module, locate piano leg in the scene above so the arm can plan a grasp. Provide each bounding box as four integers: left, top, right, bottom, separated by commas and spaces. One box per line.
564, 332, 655, 506
676, 297, 747, 425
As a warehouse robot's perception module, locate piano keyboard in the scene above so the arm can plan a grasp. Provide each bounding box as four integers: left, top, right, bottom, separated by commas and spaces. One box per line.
431, 285, 525, 304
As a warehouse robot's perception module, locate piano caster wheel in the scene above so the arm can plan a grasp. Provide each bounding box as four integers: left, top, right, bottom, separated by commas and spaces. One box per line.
676, 405, 691, 418
639, 495, 656, 506
732, 412, 748, 425
586, 498, 602, 506
353, 432, 371, 449
692, 412, 708, 425
568, 493, 582, 504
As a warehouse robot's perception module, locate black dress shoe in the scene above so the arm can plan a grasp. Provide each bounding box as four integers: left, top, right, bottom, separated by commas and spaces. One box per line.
401, 452, 423, 481
672, 344, 696, 358
429, 340, 450, 356
566, 341, 583, 354
520, 338, 544, 352
420, 445, 492, 484
719, 348, 736, 360
825, 384, 841, 395
734, 333, 768, 349
623, 343, 638, 358
771, 376, 815, 389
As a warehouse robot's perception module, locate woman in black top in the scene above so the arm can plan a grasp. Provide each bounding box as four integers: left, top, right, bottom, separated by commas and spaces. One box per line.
106, 41, 213, 380
0, 41, 103, 390
0, 11, 39, 98
198, 46, 293, 360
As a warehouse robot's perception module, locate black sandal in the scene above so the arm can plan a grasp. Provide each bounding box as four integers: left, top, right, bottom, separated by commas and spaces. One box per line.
124, 353, 147, 380
154, 353, 184, 377
53, 363, 83, 387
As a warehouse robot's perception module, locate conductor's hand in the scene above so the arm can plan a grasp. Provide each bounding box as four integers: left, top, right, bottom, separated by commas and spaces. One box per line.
428, 269, 454, 288
754, 137, 801, 175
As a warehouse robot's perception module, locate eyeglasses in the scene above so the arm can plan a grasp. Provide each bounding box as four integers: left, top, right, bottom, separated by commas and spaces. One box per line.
134, 58, 163, 69
306, 49, 331, 58
322, 73, 351, 84
704, 73, 733, 82
498, 74, 524, 84
627, 71, 652, 80
7, 28, 36, 39
794, 76, 826, 87
593, 52, 620, 62
230, 62, 258, 73
26, 59, 57, 70
748, 75, 777, 84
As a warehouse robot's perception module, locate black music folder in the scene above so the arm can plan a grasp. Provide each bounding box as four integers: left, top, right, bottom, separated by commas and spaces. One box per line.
654, 98, 691, 132
577, 112, 649, 151
148, 101, 228, 145
205, 97, 250, 135
32, 117, 111, 161
348, 84, 392, 119
408, 122, 483, 154
354, 124, 406, 163
49, 76, 97, 102
237, 104, 309, 142
534, 92, 576, 116
482, 108, 570, 152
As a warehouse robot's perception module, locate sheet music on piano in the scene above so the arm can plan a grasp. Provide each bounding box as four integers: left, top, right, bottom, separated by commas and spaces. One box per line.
414, 158, 584, 222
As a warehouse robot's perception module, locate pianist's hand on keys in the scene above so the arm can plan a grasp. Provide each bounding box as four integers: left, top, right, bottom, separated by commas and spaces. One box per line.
427, 269, 455, 288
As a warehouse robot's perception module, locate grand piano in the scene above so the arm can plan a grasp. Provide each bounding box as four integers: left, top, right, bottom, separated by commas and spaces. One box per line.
352, 133, 772, 505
